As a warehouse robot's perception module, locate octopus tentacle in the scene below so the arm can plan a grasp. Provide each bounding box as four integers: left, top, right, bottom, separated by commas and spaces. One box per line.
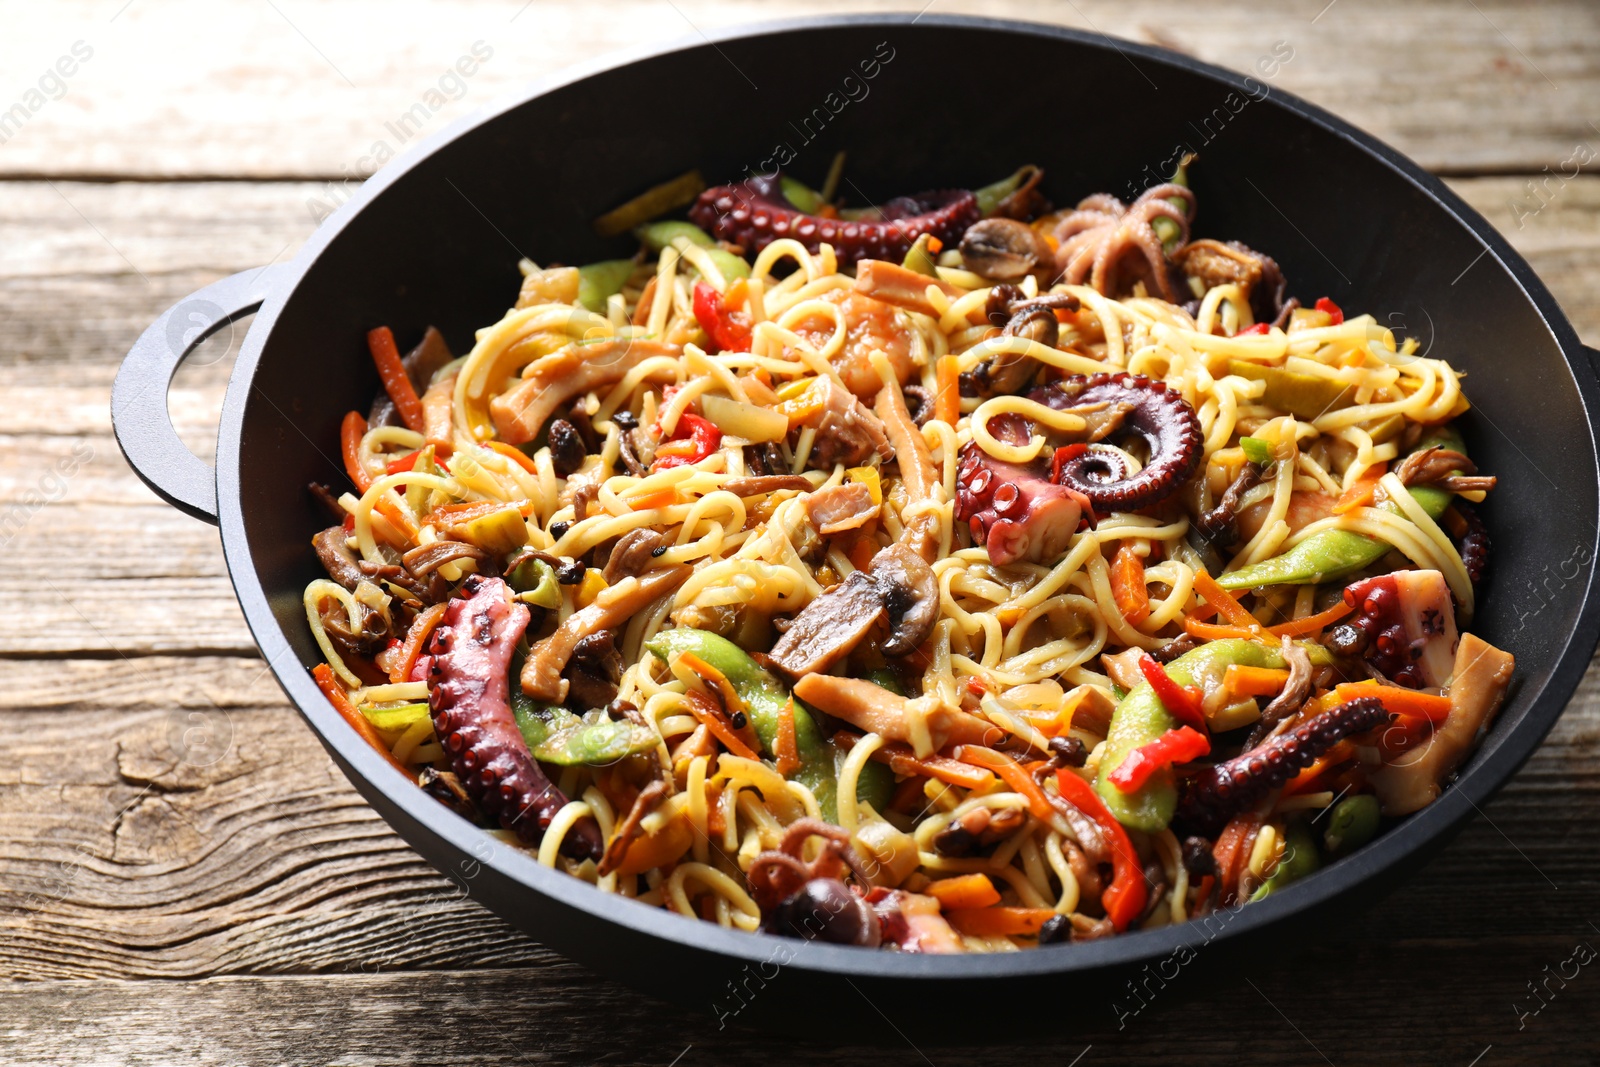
1034, 373, 1203, 513
954, 440, 1085, 566
1454, 500, 1490, 585
1175, 697, 1393, 836
427, 575, 603, 860
1054, 184, 1195, 301
689, 173, 980, 267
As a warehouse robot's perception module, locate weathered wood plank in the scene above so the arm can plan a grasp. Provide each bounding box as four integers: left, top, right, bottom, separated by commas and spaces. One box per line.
1, 663, 1597, 983
1, 0, 1596, 180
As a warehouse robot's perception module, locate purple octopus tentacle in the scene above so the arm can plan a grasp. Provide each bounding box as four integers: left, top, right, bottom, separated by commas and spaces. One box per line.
1174, 697, 1393, 836
427, 575, 603, 861
689, 174, 980, 267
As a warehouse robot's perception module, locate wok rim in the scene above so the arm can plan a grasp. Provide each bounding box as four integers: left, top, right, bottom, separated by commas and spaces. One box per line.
213, 12, 1600, 984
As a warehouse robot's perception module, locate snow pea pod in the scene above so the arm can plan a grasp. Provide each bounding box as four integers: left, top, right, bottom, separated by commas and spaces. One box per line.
1215, 430, 1466, 590
1095, 640, 1289, 831
646, 628, 891, 820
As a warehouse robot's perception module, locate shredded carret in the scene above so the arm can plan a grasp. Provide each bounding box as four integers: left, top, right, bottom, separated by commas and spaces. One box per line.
302, 158, 1507, 953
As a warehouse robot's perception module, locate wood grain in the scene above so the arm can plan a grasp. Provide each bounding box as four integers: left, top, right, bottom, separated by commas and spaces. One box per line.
4, 13, 1600, 1060
2, 1, 1597, 180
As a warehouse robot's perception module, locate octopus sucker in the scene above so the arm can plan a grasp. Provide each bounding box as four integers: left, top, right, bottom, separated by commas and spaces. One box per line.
689, 173, 979, 267
1174, 697, 1394, 837
427, 575, 603, 860
1035, 373, 1203, 513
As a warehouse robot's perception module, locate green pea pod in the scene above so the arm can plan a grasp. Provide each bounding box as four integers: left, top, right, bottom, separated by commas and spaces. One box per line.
1215, 434, 1468, 590
779, 175, 825, 214
1323, 793, 1382, 858
974, 164, 1040, 217
901, 233, 940, 277
576, 259, 636, 313
533, 715, 660, 766
645, 628, 890, 820
1250, 822, 1320, 901
634, 220, 715, 252
1150, 156, 1190, 254
704, 248, 751, 281
506, 556, 561, 609
1095, 640, 1289, 831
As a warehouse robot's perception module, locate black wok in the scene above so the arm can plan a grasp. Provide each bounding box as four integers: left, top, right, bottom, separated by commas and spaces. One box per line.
111, 15, 1600, 1040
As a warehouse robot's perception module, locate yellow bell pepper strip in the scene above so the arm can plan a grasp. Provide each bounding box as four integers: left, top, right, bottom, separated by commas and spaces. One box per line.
1055, 768, 1146, 931
1215, 431, 1470, 590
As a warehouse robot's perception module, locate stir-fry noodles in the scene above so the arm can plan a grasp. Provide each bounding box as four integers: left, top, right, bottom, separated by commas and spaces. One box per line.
304, 160, 1511, 952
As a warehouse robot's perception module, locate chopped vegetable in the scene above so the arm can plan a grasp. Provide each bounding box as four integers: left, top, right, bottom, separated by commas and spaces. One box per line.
691, 281, 753, 353
1314, 296, 1345, 325
367, 327, 427, 433
935, 354, 961, 425
576, 259, 636, 312
1249, 821, 1319, 901
652, 411, 723, 469
1109, 542, 1151, 627
341, 411, 372, 492
1228, 361, 1355, 422
1323, 794, 1382, 857
634, 220, 714, 251
1327, 680, 1452, 723
700, 393, 788, 443
313, 663, 409, 775
1107, 725, 1210, 793
1136, 654, 1206, 732
925, 873, 1002, 910
1055, 769, 1146, 931
945, 906, 1057, 937
593, 169, 706, 237
1238, 436, 1275, 466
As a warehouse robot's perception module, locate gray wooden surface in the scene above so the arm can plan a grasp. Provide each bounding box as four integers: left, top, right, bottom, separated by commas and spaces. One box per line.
3, 2, 1600, 1064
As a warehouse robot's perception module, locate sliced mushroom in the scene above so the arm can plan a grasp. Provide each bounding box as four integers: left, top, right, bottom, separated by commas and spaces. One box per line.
313, 526, 366, 591
767, 570, 887, 677
402, 539, 489, 579
722, 474, 815, 497
959, 217, 1056, 281
872, 543, 938, 657
602, 528, 666, 583
1173, 239, 1288, 325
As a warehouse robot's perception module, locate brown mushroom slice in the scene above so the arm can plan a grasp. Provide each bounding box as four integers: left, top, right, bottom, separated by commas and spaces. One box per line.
1370, 633, 1515, 815
490, 339, 680, 445
959, 218, 1056, 281
402, 539, 489, 578
871, 542, 938, 657
852, 259, 962, 319
805, 482, 880, 536
793, 675, 997, 754
721, 474, 815, 497
313, 526, 366, 591
767, 570, 887, 677
602, 528, 666, 584
522, 566, 689, 701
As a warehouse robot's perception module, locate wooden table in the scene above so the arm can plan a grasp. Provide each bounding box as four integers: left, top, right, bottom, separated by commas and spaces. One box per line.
4, 2, 1599, 1063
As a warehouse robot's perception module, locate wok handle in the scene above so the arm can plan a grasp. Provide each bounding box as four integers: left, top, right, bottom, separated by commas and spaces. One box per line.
111, 265, 285, 525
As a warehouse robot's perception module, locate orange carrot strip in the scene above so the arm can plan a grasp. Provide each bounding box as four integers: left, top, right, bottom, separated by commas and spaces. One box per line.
1193, 570, 1261, 631
1213, 813, 1261, 905
683, 689, 760, 761
629, 488, 679, 511
1109, 542, 1151, 627
834, 733, 994, 790
341, 411, 373, 492
706, 783, 726, 837
1267, 600, 1353, 637
389, 602, 448, 684
1183, 618, 1261, 642
1329, 680, 1452, 723
1223, 665, 1291, 700
486, 440, 539, 476
1281, 739, 1355, 796
935, 355, 961, 425
945, 906, 1057, 937
774, 698, 802, 777
1332, 467, 1385, 515
312, 663, 409, 776
954, 745, 1056, 823
373, 495, 418, 543
367, 326, 426, 432
925, 873, 1002, 910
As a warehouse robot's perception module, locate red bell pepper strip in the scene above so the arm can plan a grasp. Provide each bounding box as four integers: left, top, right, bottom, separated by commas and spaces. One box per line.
1055, 769, 1147, 931
1137, 653, 1207, 732
1107, 726, 1211, 793
1314, 297, 1344, 326
384, 449, 450, 476
652, 411, 723, 470
1238, 322, 1271, 336
692, 281, 752, 353
367, 326, 427, 432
